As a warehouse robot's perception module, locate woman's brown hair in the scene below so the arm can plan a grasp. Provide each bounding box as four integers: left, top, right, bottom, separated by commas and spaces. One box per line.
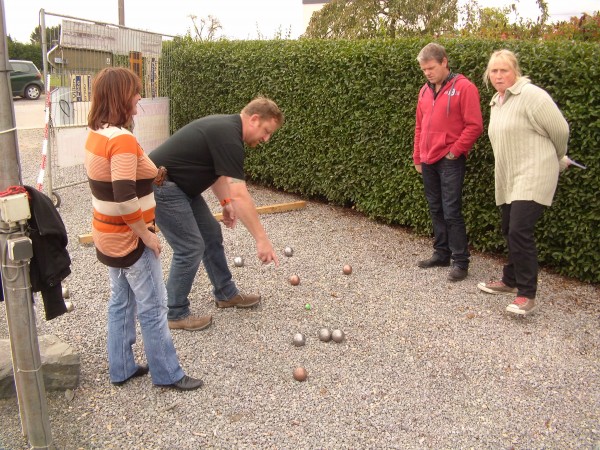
87, 67, 142, 130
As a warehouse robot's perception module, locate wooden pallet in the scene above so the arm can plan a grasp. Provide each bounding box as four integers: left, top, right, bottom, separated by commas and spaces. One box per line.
78, 200, 307, 245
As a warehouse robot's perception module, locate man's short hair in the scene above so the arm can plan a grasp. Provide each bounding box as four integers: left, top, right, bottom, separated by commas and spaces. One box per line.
417, 43, 448, 65
241, 96, 284, 126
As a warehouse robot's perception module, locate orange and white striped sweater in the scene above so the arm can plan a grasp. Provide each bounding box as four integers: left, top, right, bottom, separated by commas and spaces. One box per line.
84, 125, 158, 268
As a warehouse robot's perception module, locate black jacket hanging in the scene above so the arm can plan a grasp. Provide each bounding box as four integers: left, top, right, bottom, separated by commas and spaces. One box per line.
24, 186, 71, 320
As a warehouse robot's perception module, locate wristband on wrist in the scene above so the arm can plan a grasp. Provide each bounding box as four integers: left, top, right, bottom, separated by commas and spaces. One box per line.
220, 198, 232, 207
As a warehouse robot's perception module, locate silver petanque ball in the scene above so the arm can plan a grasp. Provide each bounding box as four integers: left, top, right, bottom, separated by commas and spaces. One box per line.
293, 333, 306, 347
284, 246, 294, 257
318, 328, 331, 342
233, 256, 244, 267
62, 287, 70, 299
65, 301, 74, 312
331, 329, 345, 343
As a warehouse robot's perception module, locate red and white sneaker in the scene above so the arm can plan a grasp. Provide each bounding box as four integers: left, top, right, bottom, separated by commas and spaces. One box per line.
506, 296, 538, 316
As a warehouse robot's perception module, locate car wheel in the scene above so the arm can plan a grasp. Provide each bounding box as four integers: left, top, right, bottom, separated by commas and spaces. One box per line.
24, 84, 41, 100
51, 191, 61, 208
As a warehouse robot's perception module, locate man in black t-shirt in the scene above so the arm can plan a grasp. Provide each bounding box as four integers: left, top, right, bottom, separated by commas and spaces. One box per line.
149, 97, 284, 331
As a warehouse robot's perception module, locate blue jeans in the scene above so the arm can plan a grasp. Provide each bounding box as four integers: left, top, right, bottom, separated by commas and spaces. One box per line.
107, 247, 184, 385
501, 201, 545, 299
153, 181, 238, 321
421, 156, 470, 269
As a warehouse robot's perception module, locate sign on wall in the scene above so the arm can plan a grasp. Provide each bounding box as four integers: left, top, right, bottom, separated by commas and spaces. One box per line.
70, 74, 91, 102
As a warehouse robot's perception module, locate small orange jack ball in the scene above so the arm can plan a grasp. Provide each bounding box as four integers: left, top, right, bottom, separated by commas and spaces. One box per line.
293, 367, 308, 381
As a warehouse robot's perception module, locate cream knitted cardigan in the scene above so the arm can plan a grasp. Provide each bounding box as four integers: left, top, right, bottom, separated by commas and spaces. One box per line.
488, 77, 569, 206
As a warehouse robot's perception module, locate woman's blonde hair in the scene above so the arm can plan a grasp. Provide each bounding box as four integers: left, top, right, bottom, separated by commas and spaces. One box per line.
88, 67, 141, 130
483, 49, 522, 87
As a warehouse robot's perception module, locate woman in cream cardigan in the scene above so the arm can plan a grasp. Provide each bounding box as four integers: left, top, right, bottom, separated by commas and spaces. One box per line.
477, 49, 570, 316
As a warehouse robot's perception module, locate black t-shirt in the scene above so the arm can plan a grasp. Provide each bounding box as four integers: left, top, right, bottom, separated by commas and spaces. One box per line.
149, 114, 245, 197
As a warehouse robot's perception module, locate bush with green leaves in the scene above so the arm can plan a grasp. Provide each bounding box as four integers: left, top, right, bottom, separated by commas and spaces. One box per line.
168, 37, 599, 282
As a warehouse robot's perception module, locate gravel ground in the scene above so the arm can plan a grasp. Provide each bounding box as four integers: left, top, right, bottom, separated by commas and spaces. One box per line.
1, 128, 599, 450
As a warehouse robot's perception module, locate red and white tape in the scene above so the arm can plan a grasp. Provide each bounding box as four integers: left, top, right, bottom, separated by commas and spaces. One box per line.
36, 73, 53, 191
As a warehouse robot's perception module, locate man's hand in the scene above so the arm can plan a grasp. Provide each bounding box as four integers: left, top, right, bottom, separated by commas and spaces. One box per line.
222, 203, 237, 228
415, 163, 422, 174
257, 238, 279, 267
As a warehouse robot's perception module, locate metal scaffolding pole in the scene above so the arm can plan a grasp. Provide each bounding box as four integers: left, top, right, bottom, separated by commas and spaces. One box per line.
1, 0, 54, 447
0, 222, 53, 449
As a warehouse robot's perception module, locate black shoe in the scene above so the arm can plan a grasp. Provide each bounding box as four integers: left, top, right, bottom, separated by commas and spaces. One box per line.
156, 375, 204, 391
418, 255, 451, 269
111, 364, 149, 386
448, 266, 468, 282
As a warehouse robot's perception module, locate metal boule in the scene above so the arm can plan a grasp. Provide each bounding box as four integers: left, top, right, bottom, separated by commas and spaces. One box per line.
331, 329, 345, 343
65, 301, 74, 312
293, 333, 306, 347
289, 275, 300, 286
293, 367, 308, 381
62, 287, 70, 299
318, 328, 331, 342
343, 264, 352, 275
284, 246, 294, 257
233, 256, 244, 267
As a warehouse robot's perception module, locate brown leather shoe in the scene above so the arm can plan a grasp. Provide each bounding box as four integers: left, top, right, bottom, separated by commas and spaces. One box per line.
215, 293, 261, 309
168, 315, 212, 331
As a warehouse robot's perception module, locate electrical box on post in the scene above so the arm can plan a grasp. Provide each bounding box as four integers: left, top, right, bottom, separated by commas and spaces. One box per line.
0, 193, 31, 225
8, 236, 33, 261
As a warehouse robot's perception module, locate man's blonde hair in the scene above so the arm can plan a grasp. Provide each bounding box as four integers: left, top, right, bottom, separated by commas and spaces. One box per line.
241, 96, 284, 126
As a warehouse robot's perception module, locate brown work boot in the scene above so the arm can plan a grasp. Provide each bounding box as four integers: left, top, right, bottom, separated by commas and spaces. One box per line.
168, 315, 212, 331
215, 293, 261, 309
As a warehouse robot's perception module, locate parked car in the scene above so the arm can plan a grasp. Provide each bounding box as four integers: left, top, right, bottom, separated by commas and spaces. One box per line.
9, 60, 44, 100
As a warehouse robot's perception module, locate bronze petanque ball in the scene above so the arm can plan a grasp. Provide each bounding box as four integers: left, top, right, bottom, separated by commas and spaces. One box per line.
289, 275, 300, 286
318, 328, 331, 342
284, 246, 294, 257
233, 256, 244, 267
293, 367, 308, 381
343, 264, 352, 275
331, 329, 345, 343
293, 333, 306, 347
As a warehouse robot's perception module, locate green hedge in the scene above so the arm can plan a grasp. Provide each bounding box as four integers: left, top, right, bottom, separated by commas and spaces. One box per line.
167, 38, 600, 283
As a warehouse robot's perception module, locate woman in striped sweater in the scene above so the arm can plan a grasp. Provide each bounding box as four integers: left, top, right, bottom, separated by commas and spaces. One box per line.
477, 49, 570, 316
85, 67, 202, 390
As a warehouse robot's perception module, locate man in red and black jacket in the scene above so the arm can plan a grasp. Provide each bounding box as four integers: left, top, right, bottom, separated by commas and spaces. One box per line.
413, 43, 483, 282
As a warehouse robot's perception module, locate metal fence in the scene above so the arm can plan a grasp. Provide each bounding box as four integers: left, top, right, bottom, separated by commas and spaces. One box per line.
39, 10, 176, 205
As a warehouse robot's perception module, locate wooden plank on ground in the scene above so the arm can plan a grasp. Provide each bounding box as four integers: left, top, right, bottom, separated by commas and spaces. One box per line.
78, 200, 307, 245
212, 200, 307, 221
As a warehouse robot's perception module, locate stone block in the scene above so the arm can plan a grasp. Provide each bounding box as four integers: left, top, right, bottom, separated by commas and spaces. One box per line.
0, 335, 80, 399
